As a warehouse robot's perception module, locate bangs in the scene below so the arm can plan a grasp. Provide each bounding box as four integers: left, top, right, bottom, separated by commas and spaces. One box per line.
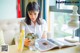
26, 2, 39, 11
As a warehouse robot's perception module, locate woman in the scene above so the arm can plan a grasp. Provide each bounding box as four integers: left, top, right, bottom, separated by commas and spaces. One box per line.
20, 2, 48, 46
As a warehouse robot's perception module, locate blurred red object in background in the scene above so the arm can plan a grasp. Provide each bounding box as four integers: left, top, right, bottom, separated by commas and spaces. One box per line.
17, 0, 22, 18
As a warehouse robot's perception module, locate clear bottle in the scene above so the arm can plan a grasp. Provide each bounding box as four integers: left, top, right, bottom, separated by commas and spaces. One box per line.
17, 25, 25, 52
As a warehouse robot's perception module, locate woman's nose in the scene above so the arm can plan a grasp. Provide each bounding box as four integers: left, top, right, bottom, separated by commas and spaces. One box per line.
31, 15, 35, 18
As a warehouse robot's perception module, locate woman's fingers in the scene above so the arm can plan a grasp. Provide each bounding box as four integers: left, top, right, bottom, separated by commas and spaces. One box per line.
24, 38, 31, 46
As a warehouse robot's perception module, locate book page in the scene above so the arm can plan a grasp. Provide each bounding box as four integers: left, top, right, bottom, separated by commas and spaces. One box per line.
48, 39, 76, 48
48, 39, 65, 46
35, 39, 58, 51
57, 39, 76, 46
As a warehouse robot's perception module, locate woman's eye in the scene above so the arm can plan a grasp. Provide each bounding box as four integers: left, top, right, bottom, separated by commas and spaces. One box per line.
29, 13, 32, 15
34, 13, 36, 15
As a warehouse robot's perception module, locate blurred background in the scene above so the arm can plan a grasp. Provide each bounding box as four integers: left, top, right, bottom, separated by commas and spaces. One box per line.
0, 0, 80, 38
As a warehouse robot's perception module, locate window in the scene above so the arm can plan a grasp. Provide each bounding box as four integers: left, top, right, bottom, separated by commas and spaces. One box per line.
49, 0, 76, 38
57, 0, 74, 10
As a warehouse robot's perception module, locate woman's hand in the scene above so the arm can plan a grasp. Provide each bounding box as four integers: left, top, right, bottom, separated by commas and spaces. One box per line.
24, 38, 31, 47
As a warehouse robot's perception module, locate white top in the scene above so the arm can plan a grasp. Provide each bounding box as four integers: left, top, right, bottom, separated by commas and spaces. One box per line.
21, 19, 48, 38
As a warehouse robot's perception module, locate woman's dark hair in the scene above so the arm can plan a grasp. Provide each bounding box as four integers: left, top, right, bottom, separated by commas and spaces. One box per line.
25, 2, 42, 25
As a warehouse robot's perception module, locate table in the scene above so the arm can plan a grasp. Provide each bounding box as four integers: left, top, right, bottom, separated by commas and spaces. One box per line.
0, 45, 80, 53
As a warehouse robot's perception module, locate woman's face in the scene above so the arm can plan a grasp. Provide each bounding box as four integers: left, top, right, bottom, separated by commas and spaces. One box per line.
28, 11, 39, 22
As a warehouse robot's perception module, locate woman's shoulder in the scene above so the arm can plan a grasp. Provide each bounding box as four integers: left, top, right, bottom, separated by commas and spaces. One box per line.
20, 19, 26, 26
41, 19, 47, 24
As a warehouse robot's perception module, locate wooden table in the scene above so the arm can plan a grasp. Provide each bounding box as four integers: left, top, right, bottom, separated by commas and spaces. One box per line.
0, 45, 80, 53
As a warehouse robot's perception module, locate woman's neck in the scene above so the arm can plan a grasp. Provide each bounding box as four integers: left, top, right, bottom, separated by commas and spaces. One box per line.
32, 21, 36, 26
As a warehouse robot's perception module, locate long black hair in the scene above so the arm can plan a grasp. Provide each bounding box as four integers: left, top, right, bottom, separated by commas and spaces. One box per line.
25, 2, 42, 25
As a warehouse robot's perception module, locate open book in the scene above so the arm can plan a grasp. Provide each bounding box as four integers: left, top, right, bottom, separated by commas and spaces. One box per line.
35, 39, 76, 51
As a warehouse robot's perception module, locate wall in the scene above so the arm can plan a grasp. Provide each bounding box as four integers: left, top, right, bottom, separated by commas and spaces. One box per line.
0, 0, 17, 19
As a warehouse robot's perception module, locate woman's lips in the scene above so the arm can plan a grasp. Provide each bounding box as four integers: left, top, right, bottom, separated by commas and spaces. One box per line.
31, 18, 35, 21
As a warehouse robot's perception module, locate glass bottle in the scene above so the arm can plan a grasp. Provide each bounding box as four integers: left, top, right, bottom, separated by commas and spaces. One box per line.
17, 26, 25, 52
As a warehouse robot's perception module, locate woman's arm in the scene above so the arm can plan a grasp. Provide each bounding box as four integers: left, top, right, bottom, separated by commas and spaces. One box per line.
41, 31, 47, 39
41, 19, 48, 39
